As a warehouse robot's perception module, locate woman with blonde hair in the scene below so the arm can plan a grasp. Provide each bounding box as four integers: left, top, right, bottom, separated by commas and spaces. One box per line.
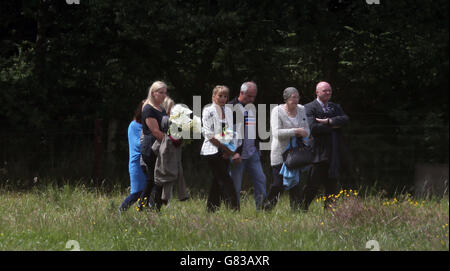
152, 96, 189, 203
137, 80, 168, 212
200, 85, 240, 212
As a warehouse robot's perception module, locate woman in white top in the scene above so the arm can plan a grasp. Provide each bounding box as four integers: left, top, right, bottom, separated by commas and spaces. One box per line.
200, 85, 240, 212
262, 87, 310, 211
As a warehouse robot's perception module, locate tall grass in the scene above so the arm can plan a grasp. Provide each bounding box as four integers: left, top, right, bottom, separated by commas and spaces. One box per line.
0, 184, 448, 251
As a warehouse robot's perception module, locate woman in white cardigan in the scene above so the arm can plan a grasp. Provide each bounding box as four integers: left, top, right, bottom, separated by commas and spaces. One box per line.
262, 87, 310, 211
200, 85, 240, 212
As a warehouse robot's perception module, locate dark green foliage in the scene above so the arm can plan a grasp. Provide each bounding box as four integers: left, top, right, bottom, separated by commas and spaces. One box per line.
0, 0, 448, 192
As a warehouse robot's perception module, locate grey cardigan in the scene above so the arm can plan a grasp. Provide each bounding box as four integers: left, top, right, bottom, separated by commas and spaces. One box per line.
270, 104, 310, 166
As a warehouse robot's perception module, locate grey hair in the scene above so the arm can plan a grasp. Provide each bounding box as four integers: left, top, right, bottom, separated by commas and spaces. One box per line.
283, 87, 299, 101
240, 81, 257, 94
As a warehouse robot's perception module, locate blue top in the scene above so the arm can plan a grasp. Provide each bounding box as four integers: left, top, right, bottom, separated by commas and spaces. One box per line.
128, 120, 147, 194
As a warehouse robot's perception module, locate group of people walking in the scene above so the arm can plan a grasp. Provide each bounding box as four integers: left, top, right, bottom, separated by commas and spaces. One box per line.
120, 80, 351, 213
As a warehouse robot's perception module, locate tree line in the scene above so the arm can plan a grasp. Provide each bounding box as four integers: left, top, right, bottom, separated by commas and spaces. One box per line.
0, 0, 448, 192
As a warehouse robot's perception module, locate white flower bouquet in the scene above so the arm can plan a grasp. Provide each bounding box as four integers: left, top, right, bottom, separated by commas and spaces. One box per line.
168, 104, 201, 145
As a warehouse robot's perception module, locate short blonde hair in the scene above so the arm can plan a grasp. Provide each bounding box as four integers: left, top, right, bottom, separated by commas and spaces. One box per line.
144, 80, 167, 108
211, 85, 229, 103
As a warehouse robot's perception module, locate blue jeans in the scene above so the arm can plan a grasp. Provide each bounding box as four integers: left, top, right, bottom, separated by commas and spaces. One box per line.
230, 151, 267, 209
119, 191, 142, 211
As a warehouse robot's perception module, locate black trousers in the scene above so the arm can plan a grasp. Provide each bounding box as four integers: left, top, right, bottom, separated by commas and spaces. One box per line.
263, 164, 302, 211
204, 152, 240, 212
138, 151, 164, 211
299, 161, 338, 211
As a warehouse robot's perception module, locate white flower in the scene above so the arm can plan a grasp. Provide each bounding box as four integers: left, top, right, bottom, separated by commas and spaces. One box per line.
167, 104, 199, 141
170, 114, 191, 127
168, 122, 183, 139
170, 104, 192, 119
215, 128, 235, 144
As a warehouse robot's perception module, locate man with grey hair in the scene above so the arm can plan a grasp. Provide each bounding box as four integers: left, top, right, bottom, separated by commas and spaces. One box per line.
228, 81, 267, 210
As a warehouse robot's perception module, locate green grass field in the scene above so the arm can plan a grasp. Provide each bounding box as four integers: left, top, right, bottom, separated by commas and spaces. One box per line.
0, 184, 448, 251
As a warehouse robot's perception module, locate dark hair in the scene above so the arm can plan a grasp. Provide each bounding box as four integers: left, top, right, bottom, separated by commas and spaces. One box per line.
134, 99, 145, 124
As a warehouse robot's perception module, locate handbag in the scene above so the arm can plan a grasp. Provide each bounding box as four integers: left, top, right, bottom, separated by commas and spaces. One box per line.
282, 137, 313, 170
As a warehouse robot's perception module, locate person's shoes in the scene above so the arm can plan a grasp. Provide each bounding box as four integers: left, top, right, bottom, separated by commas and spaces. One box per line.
261, 200, 275, 211
136, 197, 148, 212
145, 199, 162, 213
206, 204, 219, 213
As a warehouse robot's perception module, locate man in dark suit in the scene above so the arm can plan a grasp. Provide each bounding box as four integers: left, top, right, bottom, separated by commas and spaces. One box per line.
299, 81, 352, 210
